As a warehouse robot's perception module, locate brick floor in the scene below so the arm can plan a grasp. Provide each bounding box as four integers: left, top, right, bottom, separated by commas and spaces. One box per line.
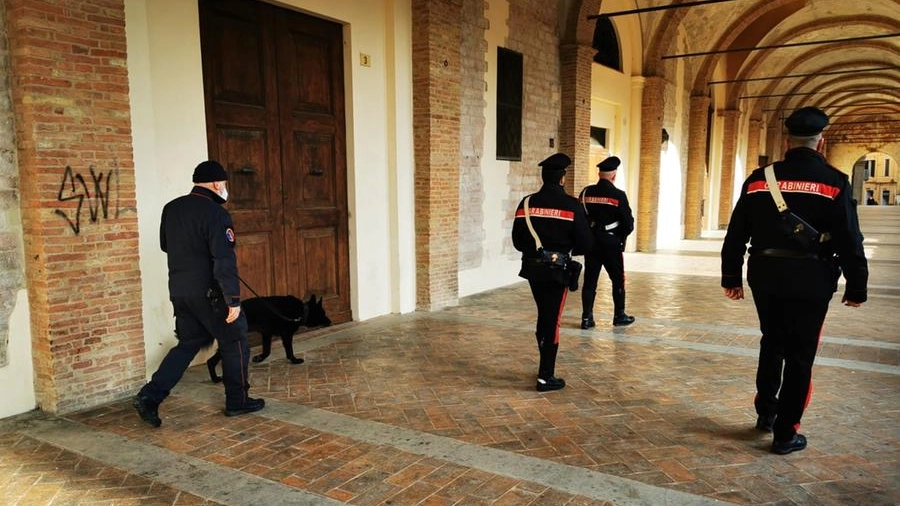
1, 226, 897, 505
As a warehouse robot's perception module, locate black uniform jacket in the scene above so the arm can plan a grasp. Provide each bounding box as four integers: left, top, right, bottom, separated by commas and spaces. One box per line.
512, 183, 593, 262
578, 179, 635, 247
160, 186, 241, 307
721, 147, 868, 301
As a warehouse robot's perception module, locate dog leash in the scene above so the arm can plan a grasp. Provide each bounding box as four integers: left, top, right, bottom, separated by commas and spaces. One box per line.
238, 276, 308, 323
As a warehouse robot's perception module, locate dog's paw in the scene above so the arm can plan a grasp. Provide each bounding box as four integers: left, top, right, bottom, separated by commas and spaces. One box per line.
252, 354, 267, 363
288, 357, 305, 364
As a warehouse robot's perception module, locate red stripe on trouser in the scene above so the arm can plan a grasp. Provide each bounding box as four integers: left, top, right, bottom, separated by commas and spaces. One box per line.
554, 289, 568, 344
796, 322, 825, 432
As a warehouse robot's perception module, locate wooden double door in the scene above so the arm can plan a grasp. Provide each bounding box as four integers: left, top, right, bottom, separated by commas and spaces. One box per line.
199, 0, 351, 323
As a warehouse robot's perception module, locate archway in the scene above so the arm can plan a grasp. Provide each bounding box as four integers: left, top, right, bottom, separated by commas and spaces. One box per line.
857, 152, 899, 206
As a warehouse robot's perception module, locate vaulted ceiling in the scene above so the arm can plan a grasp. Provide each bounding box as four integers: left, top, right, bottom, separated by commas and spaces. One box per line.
599, 0, 900, 148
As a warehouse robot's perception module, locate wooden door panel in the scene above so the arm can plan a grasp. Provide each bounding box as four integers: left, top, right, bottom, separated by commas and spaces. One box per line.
284, 132, 337, 207
284, 224, 350, 322
234, 232, 276, 300
207, 18, 267, 106
201, 0, 287, 297
202, 0, 350, 320
283, 31, 335, 113
277, 10, 350, 323
215, 127, 272, 210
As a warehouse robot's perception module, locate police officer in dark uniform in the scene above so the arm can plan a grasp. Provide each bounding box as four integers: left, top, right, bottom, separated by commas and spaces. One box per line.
512, 153, 592, 392
134, 160, 264, 427
721, 107, 868, 454
578, 156, 636, 329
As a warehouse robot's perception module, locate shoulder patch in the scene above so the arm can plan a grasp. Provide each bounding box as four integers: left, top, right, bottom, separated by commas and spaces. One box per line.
225, 227, 235, 245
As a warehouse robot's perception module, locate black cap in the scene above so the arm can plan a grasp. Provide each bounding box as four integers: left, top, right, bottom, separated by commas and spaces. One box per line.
192, 160, 228, 183
597, 156, 621, 172
538, 153, 571, 173
784, 107, 829, 136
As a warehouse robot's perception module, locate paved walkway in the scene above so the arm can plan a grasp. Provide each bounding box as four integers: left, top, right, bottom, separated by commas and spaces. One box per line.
2, 208, 898, 505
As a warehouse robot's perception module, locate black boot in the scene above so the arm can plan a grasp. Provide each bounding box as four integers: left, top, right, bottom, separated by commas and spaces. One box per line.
581, 287, 596, 329
536, 343, 565, 391
133, 394, 161, 428
612, 288, 635, 326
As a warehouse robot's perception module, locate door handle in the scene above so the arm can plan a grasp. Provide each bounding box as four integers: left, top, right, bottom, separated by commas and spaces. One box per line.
309, 168, 324, 176
238, 166, 256, 175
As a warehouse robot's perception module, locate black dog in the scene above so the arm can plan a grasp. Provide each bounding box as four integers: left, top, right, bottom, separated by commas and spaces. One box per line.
206, 294, 331, 383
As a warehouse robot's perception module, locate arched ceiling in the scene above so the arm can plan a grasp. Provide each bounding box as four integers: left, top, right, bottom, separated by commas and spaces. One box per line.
591, 0, 900, 147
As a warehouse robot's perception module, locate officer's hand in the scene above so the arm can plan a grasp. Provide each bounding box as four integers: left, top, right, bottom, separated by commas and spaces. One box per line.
841, 295, 862, 307
723, 287, 744, 300
226, 305, 241, 323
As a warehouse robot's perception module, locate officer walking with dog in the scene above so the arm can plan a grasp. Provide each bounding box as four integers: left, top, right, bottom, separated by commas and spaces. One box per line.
578, 156, 635, 329
512, 153, 592, 392
134, 160, 265, 427
721, 107, 868, 454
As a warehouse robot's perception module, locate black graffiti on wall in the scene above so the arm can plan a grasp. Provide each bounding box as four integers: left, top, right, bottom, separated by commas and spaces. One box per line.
54, 165, 120, 235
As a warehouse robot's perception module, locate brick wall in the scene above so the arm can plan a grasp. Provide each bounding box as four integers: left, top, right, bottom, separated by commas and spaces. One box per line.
0, 2, 24, 368
746, 118, 762, 171
504, 0, 563, 257
636, 76, 666, 252
559, 43, 593, 194
6, 0, 144, 413
412, 0, 462, 310
458, 0, 487, 271
685, 95, 710, 239
717, 109, 741, 229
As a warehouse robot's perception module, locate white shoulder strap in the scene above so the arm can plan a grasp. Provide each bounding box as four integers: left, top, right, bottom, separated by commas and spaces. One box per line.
523, 196, 544, 250
763, 165, 789, 213
578, 188, 589, 215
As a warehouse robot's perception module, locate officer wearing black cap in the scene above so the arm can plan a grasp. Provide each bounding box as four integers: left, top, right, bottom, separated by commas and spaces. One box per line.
721, 106, 867, 454
512, 153, 592, 392
578, 156, 635, 328
134, 160, 264, 427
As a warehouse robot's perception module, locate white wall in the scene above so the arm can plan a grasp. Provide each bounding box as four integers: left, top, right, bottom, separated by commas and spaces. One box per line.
125, 0, 416, 374
459, 0, 522, 296
0, 290, 35, 418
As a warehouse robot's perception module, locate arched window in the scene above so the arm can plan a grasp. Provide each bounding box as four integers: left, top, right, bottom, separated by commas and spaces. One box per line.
592, 17, 621, 71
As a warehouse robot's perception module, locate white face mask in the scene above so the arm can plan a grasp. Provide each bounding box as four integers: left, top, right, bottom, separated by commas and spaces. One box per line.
217, 185, 229, 202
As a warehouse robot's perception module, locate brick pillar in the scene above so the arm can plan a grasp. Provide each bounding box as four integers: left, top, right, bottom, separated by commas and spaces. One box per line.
717, 109, 741, 229
412, 0, 461, 310
684, 95, 709, 239
636, 77, 666, 252
559, 43, 594, 194
746, 118, 762, 170
765, 120, 782, 163
6, 0, 145, 413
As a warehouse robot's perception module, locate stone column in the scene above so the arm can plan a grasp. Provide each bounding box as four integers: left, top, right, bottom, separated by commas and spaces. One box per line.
411, 0, 462, 310
636, 76, 666, 252
717, 109, 742, 229
685, 95, 710, 239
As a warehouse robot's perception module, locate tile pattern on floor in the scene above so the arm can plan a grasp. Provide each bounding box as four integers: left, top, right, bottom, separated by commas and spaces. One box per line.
0, 432, 218, 506
1, 220, 898, 506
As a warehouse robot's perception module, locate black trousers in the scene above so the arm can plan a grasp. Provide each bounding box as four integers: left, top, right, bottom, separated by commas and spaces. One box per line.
141, 295, 251, 409
751, 292, 831, 442
581, 243, 624, 317
528, 278, 568, 379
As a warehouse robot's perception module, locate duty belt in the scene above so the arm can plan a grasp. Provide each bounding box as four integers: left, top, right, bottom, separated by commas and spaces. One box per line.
752, 248, 821, 260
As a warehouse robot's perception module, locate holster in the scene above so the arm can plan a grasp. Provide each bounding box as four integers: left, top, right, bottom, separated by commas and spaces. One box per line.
777, 210, 827, 250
